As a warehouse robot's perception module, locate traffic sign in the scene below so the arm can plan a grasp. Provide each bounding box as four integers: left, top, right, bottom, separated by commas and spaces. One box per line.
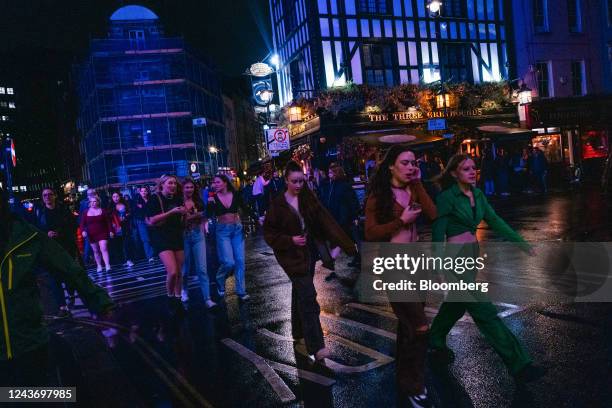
189, 162, 198, 174
266, 128, 289, 153
10, 139, 16, 167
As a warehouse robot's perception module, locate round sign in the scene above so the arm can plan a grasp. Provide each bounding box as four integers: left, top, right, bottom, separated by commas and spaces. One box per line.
273, 129, 287, 142
11, 139, 16, 167
249, 62, 274, 78
190, 163, 197, 173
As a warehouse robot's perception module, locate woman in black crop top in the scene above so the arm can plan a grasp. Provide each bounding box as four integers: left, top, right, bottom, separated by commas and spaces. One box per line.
208, 174, 255, 301
145, 174, 188, 311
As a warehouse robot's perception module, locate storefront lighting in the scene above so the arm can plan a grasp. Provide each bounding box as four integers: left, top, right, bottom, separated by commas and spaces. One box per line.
289, 106, 302, 122
518, 84, 533, 105
436, 91, 451, 109
257, 89, 274, 103
209, 146, 218, 153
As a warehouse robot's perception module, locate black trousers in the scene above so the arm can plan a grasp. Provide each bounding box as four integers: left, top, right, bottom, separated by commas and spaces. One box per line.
290, 247, 324, 355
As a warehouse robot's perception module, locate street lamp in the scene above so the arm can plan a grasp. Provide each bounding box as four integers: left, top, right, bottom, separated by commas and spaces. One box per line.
427, 0, 443, 16
208, 146, 218, 154
436, 89, 451, 109
288, 105, 302, 122
518, 84, 533, 105
270, 54, 280, 70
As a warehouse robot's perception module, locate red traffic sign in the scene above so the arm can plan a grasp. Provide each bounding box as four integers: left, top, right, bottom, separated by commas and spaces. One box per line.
11, 139, 16, 167
273, 129, 287, 142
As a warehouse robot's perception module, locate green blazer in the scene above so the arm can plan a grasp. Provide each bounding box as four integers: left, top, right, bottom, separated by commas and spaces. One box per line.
432, 183, 528, 248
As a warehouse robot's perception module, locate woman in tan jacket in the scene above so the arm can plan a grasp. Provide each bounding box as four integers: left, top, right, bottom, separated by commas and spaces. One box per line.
264, 161, 356, 362
365, 145, 437, 407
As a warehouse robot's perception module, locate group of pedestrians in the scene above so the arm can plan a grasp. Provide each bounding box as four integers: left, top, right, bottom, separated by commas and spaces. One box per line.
480, 146, 549, 196
364, 145, 543, 407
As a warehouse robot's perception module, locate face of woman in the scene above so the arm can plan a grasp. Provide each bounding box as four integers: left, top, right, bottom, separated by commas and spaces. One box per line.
112, 193, 120, 203
162, 178, 177, 195
453, 159, 478, 185
183, 182, 194, 197
139, 188, 148, 199
285, 171, 305, 196
328, 169, 335, 181
212, 177, 226, 193
90, 198, 100, 208
389, 151, 418, 185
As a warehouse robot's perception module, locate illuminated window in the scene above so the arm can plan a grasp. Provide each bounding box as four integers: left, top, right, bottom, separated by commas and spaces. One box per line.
7, 88, 13, 94
8, 102, 15, 109
0, 87, 4, 94
1, 116, 8, 121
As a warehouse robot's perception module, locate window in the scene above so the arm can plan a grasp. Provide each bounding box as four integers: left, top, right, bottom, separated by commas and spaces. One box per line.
8, 102, 15, 109
0, 102, 6, 107
361, 43, 396, 86
7, 88, 13, 94
535, 61, 551, 98
443, 0, 467, 17
1, 116, 8, 121
358, 0, 389, 14
441, 44, 472, 83
571, 60, 586, 96
608, 0, 612, 26
533, 0, 549, 33
0, 87, 4, 94
567, 0, 581, 33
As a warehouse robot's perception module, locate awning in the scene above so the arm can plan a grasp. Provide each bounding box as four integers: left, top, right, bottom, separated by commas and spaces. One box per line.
353, 128, 444, 146
477, 124, 535, 141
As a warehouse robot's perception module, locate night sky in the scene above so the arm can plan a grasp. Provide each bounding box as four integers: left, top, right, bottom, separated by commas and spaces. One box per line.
1, 0, 271, 76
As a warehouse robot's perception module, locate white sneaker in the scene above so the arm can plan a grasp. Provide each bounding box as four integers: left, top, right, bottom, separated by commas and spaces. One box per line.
105, 266, 112, 272
125, 260, 134, 267
148, 257, 155, 263
181, 289, 189, 302
239, 294, 250, 301
96, 266, 103, 273
205, 299, 217, 309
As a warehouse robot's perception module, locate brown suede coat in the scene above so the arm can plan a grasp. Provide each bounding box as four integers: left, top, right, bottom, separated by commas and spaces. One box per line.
263, 193, 356, 277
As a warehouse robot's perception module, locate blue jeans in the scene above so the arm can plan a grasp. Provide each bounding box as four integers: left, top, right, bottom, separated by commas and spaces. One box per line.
135, 219, 154, 259
182, 228, 211, 300
215, 222, 246, 296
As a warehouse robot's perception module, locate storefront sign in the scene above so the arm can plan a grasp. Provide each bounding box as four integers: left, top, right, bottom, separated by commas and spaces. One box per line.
266, 128, 290, 152
528, 97, 612, 127
289, 116, 320, 140
428, 118, 447, 131
367, 108, 484, 122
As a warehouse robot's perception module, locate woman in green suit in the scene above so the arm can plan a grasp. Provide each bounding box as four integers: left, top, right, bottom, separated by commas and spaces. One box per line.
430, 153, 543, 382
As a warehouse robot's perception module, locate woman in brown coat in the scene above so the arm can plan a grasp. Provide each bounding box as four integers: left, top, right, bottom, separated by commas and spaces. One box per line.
365, 145, 437, 407
264, 161, 356, 362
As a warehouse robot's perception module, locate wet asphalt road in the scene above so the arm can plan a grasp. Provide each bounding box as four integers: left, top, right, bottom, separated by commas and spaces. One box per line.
44, 189, 612, 408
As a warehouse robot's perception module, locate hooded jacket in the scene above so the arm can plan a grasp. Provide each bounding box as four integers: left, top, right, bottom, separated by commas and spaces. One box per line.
0, 217, 114, 360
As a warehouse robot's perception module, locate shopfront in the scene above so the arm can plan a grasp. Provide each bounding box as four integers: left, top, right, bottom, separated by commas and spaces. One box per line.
527, 96, 612, 182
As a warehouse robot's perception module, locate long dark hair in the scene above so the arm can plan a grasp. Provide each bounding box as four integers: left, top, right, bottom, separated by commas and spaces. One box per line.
214, 174, 236, 193
433, 153, 472, 191
367, 145, 415, 224
284, 161, 322, 233
182, 177, 205, 211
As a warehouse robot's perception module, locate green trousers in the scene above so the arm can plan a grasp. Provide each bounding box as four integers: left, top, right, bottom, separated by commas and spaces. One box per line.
429, 300, 532, 374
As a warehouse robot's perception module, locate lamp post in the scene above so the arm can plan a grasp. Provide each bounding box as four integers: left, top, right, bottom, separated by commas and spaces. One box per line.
427, 0, 443, 17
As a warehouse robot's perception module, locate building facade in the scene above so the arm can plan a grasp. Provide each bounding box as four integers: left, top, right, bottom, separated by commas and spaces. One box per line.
270, 0, 513, 106
603, 0, 612, 92
0, 81, 17, 193
76, 5, 226, 189
512, 0, 603, 98
512, 0, 610, 181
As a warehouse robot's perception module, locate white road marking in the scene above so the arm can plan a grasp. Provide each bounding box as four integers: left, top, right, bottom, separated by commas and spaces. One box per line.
221, 338, 296, 403
267, 361, 336, 386
320, 313, 397, 340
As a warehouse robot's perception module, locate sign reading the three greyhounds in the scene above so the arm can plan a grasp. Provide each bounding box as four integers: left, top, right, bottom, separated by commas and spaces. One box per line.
266, 128, 289, 153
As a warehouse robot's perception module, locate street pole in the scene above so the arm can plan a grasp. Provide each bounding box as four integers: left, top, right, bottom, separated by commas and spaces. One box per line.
2, 137, 16, 209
